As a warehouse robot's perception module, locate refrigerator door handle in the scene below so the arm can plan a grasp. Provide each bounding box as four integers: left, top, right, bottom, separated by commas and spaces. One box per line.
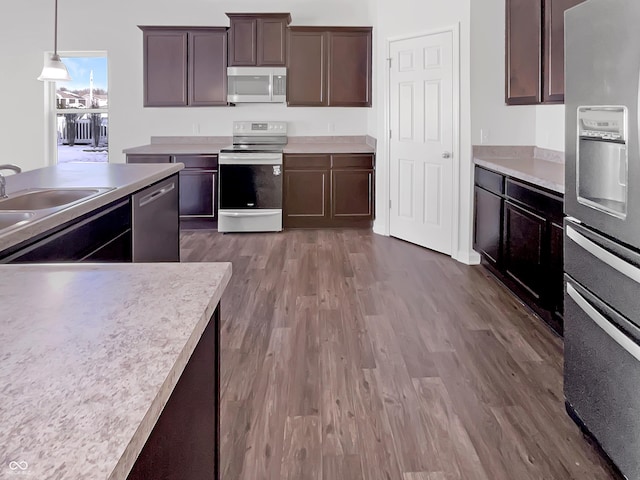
566, 225, 640, 284
567, 282, 640, 362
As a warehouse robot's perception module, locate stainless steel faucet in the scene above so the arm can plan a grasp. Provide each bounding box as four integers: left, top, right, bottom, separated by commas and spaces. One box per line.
0, 164, 22, 199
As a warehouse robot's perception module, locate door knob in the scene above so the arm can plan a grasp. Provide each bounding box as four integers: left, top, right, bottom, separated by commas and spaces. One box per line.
442, 152, 451, 159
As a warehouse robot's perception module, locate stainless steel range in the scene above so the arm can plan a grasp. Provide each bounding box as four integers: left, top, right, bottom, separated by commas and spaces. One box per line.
218, 121, 287, 233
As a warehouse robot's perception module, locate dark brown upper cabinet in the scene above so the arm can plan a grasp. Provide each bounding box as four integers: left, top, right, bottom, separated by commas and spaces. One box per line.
287, 27, 372, 107
543, 0, 585, 103
505, 0, 585, 105
140, 26, 228, 107
505, 0, 542, 105
226, 13, 291, 66
287, 29, 326, 106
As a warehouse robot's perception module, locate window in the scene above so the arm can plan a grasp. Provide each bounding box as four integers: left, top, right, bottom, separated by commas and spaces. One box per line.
48, 53, 108, 164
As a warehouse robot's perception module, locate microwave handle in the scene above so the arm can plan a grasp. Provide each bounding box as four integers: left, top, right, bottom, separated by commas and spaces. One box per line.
566, 225, 640, 284
567, 282, 640, 362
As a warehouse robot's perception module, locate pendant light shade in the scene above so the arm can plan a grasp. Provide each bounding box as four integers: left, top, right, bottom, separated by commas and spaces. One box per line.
38, 0, 71, 82
38, 54, 71, 82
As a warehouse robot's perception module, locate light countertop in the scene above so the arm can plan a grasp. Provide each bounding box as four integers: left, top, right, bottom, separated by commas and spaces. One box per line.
0, 262, 232, 480
123, 135, 376, 156
0, 163, 183, 253
123, 143, 230, 156
284, 143, 375, 154
473, 146, 564, 194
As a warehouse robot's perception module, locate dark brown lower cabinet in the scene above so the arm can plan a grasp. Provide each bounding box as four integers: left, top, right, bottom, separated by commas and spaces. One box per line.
332, 169, 374, 224
127, 154, 218, 223
0, 199, 132, 263
284, 168, 330, 227
127, 306, 220, 480
473, 165, 564, 335
125, 154, 172, 164
503, 200, 546, 301
473, 186, 503, 268
175, 155, 218, 222
178, 170, 216, 219
284, 153, 374, 228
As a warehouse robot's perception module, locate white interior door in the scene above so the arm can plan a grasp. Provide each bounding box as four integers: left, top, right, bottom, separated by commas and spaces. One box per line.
389, 31, 454, 255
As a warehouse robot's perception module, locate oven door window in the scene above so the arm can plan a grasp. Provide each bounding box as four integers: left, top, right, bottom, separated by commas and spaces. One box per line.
220, 164, 282, 209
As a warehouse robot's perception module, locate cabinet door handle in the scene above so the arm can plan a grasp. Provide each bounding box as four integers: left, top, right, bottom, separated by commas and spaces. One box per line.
567, 282, 640, 362
566, 225, 640, 285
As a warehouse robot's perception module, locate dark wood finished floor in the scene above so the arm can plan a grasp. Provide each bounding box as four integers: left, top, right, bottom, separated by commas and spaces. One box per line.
180, 229, 617, 480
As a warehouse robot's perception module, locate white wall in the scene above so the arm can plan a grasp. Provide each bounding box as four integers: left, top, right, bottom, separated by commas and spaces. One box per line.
470, 0, 565, 152
470, 0, 536, 146
536, 105, 565, 151
0, 0, 374, 172
371, 0, 477, 263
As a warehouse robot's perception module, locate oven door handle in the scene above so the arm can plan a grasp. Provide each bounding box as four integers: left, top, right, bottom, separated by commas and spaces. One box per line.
219, 211, 280, 218
567, 282, 640, 362
566, 225, 640, 285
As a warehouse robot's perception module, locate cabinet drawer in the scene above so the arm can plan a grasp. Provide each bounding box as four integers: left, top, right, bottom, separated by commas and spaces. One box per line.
475, 166, 504, 195
284, 154, 331, 169
332, 154, 374, 169
127, 154, 172, 164
506, 178, 563, 222
173, 155, 218, 169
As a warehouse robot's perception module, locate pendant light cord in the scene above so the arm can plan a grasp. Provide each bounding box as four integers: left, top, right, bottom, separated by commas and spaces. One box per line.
54, 0, 58, 55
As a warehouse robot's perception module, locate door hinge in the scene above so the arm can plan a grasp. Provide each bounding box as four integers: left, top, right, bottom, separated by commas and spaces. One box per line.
389, 199, 392, 209
389, 129, 392, 139
387, 57, 392, 69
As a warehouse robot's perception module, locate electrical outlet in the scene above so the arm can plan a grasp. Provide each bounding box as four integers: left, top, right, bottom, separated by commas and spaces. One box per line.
193, 123, 200, 135
327, 122, 335, 133
480, 129, 490, 145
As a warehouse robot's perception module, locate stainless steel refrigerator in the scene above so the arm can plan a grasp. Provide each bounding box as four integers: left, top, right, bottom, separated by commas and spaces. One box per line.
564, 1, 640, 478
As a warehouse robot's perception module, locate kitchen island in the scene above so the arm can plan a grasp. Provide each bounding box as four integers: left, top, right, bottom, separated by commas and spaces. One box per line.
0, 163, 183, 262
0, 262, 231, 480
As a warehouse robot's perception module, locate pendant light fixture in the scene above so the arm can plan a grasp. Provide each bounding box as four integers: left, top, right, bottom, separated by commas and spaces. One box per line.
38, 0, 71, 82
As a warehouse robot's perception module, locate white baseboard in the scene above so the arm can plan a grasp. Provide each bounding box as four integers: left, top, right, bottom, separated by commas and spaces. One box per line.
372, 220, 388, 236
453, 249, 481, 265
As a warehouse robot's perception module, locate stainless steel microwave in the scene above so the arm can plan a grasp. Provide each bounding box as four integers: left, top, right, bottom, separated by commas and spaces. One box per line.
227, 67, 286, 103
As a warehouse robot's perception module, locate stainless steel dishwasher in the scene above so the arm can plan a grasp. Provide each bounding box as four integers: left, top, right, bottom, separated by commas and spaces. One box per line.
131, 175, 180, 262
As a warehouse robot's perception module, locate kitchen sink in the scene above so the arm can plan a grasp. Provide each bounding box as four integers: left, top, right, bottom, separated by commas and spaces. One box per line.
0, 211, 35, 230
0, 188, 111, 211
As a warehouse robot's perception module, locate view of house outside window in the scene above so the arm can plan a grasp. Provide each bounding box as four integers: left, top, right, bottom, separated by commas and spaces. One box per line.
56, 56, 108, 164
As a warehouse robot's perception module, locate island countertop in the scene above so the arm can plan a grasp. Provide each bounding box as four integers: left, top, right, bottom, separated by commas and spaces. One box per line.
0, 163, 183, 253
0, 262, 232, 480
